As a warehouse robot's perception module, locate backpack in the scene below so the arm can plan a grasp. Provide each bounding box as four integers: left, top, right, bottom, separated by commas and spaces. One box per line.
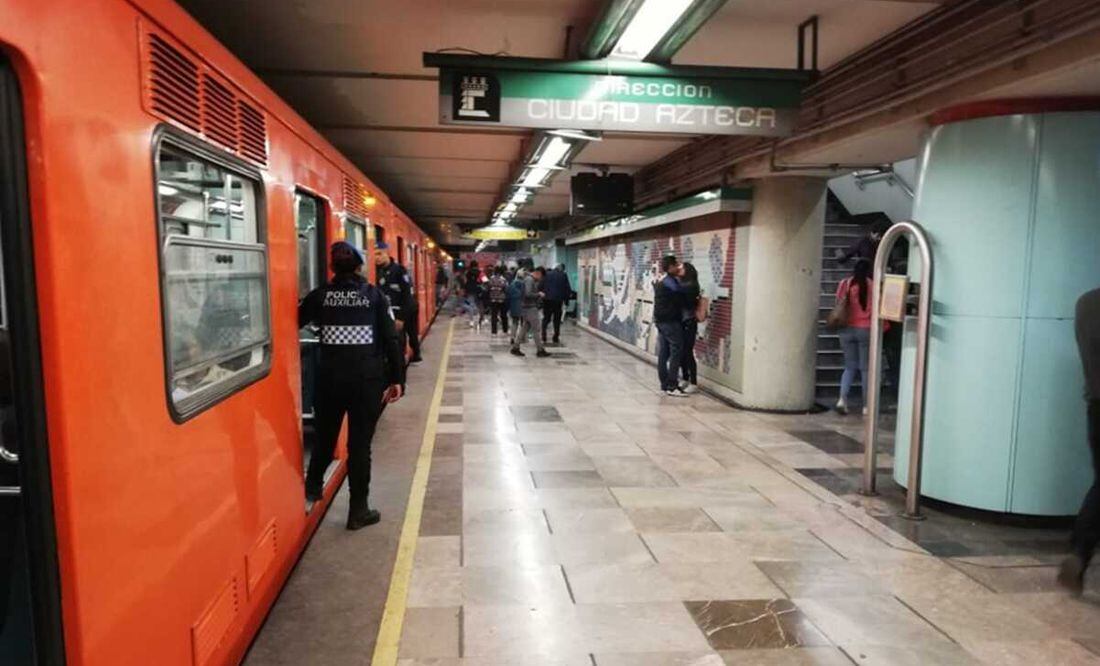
488, 276, 507, 303
506, 279, 524, 318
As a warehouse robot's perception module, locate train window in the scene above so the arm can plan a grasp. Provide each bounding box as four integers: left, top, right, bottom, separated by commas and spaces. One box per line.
296, 193, 324, 298
155, 139, 270, 419
344, 217, 367, 253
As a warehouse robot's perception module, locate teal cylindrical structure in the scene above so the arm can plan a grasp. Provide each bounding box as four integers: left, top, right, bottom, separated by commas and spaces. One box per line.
895, 100, 1100, 515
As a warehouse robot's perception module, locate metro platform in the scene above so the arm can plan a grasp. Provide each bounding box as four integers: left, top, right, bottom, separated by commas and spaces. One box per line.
245, 312, 1100, 666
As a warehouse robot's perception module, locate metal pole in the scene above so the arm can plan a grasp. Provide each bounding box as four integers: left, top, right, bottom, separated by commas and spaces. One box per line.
905, 225, 934, 519
860, 221, 934, 521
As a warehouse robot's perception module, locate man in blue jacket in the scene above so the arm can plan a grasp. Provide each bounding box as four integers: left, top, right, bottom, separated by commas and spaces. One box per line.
653, 255, 688, 398
541, 264, 571, 346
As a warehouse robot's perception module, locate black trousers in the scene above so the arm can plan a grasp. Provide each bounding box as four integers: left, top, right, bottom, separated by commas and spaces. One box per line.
1073, 400, 1100, 564
542, 299, 563, 342
681, 319, 698, 385
307, 373, 385, 503
405, 308, 421, 358
490, 302, 509, 334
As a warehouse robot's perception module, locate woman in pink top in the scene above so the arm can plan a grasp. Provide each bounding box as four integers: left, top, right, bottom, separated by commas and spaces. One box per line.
835, 259, 874, 415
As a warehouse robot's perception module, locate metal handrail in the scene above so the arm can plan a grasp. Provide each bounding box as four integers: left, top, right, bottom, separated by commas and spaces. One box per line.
861, 220, 934, 520
0, 486, 18, 496
0, 443, 16, 464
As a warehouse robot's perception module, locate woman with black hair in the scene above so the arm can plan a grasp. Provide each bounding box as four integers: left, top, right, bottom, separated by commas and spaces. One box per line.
679, 262, 701, 394
835, 259, 875, 415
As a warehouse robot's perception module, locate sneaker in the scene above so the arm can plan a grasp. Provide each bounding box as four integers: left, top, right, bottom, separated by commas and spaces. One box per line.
510, 348, 525, 357
536, 350, 552, 358
346, 507, 382, 531
1057, 554, 1087, 596
408, 356, 423, 365
552, 338, 560, 345
663, 388, 690, 398
835, 400, 849, 416
683, 384, 699, 394
678, 380, 689, 391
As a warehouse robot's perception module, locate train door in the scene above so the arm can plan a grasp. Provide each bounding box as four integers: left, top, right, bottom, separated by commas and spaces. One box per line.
295, 192, 325, 501
0, 54, 65, 665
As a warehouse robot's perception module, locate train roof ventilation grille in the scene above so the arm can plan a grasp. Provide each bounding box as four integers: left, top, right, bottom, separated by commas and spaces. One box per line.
147, 33, 201, 132
143, 26, 268, 168
200, 74, 237, 151
237, 101, 268, 166
344, 177, 371, 220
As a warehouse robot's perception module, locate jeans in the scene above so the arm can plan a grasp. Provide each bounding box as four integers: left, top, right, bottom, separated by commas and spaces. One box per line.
838, 326, 870, 404
490, 302, 509, 334
681, 319, 698, 385
1073, 400, 1100, 565
656, 321, 684, 391
512, 308, 544, 352
541, 299, 563, 342
308, 373, 385, 502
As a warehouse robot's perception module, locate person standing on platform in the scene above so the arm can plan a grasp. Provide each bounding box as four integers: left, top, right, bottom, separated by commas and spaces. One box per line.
507, 266, 525, 346
1060, 287, 1100, 594
299, 242, 404, 530
835, 259, 878, 415
435, 262, 449, 307
541, 263, 571, 346
487, 266, 510, 336
654, 255, 688, 398
375, 243, 421, 364
511, 266, 550, 358
679, 262, 702, 394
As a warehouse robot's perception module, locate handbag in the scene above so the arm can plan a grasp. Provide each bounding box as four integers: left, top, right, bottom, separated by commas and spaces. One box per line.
825, 279, 850, 331
695, 295, 710, 323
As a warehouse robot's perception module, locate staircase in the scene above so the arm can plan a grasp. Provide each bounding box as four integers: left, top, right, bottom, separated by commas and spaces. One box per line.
815, 218, 866, 406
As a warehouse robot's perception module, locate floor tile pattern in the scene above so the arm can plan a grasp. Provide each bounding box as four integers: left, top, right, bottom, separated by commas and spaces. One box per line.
385, 320, 1100, 665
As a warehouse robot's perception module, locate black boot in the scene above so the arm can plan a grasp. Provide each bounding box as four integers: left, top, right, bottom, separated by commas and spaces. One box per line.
305, 480, 323, 503
347, 498, 381, 531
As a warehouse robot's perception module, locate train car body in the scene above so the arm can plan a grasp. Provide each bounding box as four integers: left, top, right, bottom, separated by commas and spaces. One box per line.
0, 0, 437, 663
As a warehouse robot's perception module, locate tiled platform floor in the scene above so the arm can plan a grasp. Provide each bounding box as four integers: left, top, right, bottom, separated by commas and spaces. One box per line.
249, 315, 1100, 665
401, 320, 1100, 665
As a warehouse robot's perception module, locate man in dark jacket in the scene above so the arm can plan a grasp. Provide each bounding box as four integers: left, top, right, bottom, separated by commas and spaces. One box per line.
375, 243, 422, 364
541, 264, 571, 345
1060, 287, 1100, 594
653, 255, 688, 397
299, 242, 404, 530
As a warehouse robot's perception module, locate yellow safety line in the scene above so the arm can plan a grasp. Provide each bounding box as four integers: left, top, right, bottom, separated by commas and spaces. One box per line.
371, 318, 455, 666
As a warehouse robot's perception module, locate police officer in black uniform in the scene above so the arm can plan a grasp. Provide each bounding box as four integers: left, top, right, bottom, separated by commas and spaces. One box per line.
374, 242, 422, 364
299, 241, 404, 530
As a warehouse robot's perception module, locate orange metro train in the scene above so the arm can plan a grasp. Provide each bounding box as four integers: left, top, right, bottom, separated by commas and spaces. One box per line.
0, 0, 441, 663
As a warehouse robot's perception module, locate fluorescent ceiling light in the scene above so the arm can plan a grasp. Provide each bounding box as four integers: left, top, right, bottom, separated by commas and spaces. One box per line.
502, 202, 518, 213
521, 166, 552, 188
534, 137, 571, 168
611, 0, 694, 61
510, 188, 531, 204
158, 184, 180, 196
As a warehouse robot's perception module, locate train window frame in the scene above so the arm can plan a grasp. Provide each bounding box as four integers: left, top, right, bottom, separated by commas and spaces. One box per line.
344, 215, 367, 254
295, 190, 327, 299
152, 127, 272, 423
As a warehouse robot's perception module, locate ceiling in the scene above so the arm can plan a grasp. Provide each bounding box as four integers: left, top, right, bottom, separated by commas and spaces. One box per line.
177, 0, 944, 246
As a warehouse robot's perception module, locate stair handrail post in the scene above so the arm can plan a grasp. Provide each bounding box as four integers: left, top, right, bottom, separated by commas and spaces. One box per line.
860, 220, 933, 519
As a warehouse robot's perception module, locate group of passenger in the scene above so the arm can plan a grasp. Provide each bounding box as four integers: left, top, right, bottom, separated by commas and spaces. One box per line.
652, 255, 704, 397
449, 259, 574, 358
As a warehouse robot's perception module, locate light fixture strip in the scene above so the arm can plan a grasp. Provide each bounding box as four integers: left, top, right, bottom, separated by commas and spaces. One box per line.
610, 0, 694, 61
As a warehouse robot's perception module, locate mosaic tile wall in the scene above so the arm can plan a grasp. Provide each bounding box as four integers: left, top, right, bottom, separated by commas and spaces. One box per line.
576, 213, 741, 388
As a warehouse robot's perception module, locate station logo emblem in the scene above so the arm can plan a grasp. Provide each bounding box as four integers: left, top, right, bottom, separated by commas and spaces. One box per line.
453, 73, 500, 122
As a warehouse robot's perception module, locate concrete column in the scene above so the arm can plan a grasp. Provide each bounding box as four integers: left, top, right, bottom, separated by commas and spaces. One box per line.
737, 177, 825, 411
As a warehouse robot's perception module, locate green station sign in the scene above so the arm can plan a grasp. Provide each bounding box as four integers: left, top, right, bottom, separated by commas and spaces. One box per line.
424, 54, 809, 137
